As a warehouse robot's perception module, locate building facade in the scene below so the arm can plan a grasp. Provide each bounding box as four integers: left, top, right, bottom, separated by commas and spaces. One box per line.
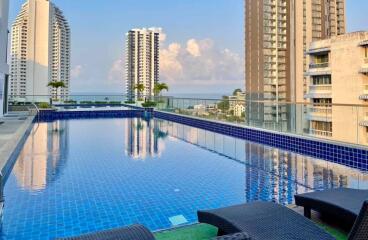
10, 0, 70, 102
245, 0, 346, 130
125, 28, 159, 101
305, 32, 368, 145
0, 0, 9, 117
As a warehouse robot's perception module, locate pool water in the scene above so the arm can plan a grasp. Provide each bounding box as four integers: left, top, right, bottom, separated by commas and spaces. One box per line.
1, 117, 367, 239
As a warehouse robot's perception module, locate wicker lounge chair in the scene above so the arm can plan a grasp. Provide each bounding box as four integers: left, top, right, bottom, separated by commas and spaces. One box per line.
213, 232, 251, 240
198, 200, 368, 240
56, 224, 156, 240
295, 188, 368, 227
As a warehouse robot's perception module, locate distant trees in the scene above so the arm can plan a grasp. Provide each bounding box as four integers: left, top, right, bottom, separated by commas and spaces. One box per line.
233, 88, 242, 96
154, 83, 169, 96
217, 96, 230, 111
134, 83, 145, 100
47, 81, 66, 100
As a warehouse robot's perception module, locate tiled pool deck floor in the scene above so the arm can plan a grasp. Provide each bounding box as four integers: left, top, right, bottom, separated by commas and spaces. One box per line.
0, 113, 34, 174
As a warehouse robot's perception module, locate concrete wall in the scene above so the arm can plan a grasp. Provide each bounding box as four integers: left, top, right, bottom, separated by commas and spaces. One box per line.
307, 32, 368, 145
26, 0, 51, 97
330, 33, 368, 144
0, 0, 9, 117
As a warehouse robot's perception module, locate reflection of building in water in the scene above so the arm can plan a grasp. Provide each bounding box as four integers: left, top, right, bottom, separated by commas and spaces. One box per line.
155, 119, 368, 203
244, 143, 368, 204
125, 118, 166, 159
13, 121, 69, 191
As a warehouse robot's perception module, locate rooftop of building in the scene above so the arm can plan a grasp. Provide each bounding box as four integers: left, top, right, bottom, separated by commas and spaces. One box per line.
309, 31, 368, 51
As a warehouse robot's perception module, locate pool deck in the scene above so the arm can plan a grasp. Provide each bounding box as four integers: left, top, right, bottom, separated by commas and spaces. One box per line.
0, 113, 34, 175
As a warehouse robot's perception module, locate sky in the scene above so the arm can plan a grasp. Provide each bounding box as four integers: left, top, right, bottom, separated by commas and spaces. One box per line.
8, 0, 368, 95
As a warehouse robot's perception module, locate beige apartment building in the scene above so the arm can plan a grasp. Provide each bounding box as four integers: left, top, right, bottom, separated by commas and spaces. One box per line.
125, 28, 160, 101
245, 0, 346, 130
0, 0, 9, 117
305, 32, 368, 145
10, 0, 70, 102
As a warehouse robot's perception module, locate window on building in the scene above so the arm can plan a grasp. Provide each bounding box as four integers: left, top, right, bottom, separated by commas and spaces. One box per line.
311, 121, 332, 133
312, 75, 331, 85
365, 47, 368, 58
314, 54, 329, 64
312, 98, 332, 105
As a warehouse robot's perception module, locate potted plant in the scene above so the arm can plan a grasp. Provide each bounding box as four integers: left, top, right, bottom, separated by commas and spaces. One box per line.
47, 81, 66, 105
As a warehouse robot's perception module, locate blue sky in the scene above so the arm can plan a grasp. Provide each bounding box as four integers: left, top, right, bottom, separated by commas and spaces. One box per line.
8, 0, 368, 95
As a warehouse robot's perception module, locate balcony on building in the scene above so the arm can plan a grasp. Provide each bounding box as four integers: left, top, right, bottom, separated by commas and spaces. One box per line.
305, 103, 332, 122
359, 85, 368, 100
309, 121, 333, 138
306, 43, 331, 77
359, 40, 368, 74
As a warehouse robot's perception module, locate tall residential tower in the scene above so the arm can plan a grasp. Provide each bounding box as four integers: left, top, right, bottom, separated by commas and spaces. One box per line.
125, 28, 159, 101
245, 0, 346, 130
10, 0, 70, 101
0, 0, 9, 117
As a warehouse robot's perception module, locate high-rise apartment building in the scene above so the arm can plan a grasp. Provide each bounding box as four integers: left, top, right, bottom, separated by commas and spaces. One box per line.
125, 28, 159, 101
10, 0, 70, 101
0, 0, 9, 117
245, 0, 346, 130
305, 32, 368, 145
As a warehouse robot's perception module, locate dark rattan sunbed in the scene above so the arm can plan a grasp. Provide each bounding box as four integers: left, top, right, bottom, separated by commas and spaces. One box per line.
295, 188, 368, 227
198, 200, 368, 240
56, 224, 156, 240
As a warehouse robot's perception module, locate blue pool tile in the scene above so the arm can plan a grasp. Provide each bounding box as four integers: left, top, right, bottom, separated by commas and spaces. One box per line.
4, 112, 364, 239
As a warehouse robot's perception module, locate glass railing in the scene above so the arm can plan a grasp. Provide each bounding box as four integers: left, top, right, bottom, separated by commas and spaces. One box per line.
6, 94, 368, 147
153, 96, 368, 147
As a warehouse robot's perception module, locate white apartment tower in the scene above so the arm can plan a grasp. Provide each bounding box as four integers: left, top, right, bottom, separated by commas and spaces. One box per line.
125, 28, 159, 101
10, 0, 70, 101
0, 0, 9, 117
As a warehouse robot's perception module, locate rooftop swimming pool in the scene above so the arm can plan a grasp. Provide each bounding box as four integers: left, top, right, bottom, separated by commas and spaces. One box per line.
2, 117, 368, 239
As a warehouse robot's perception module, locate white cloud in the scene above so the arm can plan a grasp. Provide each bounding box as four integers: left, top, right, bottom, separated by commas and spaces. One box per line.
71, 65, 84, 79
186, 39, 201, 57
108, 58, 124, 84
158, 28, 167, 42
160, 43, 183, 81
160, 37, 244, 89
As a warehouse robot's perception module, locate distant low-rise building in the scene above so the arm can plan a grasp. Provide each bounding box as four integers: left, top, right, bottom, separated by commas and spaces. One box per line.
305, 32, 368, 145
234, 104, 245, 118
229, 91, 245, 112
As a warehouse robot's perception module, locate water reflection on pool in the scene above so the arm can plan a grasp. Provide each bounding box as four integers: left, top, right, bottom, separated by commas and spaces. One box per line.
2, 117, 367, 239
